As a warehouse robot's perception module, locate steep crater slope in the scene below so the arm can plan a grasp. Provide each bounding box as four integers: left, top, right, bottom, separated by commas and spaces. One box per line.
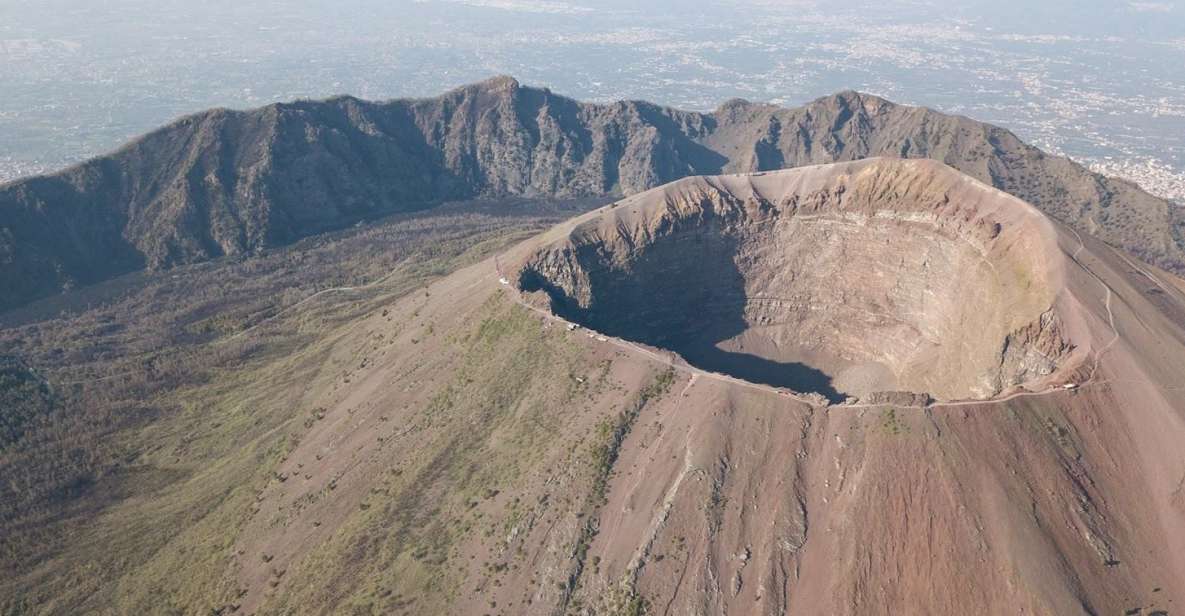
518, 158, 1075, 402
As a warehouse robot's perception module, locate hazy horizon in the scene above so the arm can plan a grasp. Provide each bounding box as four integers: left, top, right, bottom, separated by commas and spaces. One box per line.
2, 0, 1183, 199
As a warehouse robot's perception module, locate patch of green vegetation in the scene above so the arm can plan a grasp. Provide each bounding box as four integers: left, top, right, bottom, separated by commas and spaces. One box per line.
619, 592, 649, 616
183, 313, 242, 337
881, 408, 910, 435
558, 369, 676, 611
590, 577, 652, 616
0, 200, 601, 614
1023, 405, 1083, 461
590, 368, 675, 503
256, 296, 598, 614
0, 359, 55, 452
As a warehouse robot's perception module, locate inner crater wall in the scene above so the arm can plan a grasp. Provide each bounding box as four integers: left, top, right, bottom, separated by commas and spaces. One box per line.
519, 160, 1072, 401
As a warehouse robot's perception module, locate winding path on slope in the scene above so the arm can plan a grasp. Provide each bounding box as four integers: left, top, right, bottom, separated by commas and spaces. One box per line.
1068, 227, 1120, 384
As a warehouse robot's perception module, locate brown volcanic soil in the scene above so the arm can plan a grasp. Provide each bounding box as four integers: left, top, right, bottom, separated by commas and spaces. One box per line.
6, 160, 1182, 615
217, 160, 1185, 614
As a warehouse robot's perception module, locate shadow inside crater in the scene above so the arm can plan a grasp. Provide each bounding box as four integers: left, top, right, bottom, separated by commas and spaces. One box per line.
518, 219, 848, 403
674, 341, 845, 403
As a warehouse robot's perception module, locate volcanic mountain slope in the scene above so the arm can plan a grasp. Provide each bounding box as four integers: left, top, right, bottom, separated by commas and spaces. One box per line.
225, 159, 1185, 614
10, 158, 1179, 614
2, 76, 1182, 311
499, 160, 1185, 614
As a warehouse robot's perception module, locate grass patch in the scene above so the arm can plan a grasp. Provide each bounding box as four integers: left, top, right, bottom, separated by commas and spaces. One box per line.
559, 368, 676, 612
0, 200, 594, 614
256, 297, 596, 614
881, 408, 909, 435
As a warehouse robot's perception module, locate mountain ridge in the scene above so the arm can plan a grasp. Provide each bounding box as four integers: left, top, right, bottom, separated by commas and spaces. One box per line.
2, 75, 1181, 311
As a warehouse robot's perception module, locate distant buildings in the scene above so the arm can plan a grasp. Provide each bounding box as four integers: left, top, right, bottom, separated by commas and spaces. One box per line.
1088, 158, 1185, 204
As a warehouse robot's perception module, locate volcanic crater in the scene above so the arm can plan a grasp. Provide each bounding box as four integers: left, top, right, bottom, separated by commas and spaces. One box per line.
517, 158, 1075, 403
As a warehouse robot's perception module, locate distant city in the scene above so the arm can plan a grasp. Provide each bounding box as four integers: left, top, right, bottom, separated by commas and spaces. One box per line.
1, 0, 1183, 203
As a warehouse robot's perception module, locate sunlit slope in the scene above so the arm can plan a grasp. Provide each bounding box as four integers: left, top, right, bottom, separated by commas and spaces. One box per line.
4, 161, 1184, 615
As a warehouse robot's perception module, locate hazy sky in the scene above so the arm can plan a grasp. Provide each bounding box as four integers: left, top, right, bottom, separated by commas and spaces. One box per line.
1, 0, 1183, 190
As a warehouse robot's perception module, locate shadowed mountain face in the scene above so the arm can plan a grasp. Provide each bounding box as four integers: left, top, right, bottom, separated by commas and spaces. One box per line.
2, 75, 1182, 311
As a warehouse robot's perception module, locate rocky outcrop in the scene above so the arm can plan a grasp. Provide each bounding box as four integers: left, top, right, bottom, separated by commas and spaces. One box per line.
855, 391, 933, 407
2, 76, 1182, 311
998, 309, 1075, 391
